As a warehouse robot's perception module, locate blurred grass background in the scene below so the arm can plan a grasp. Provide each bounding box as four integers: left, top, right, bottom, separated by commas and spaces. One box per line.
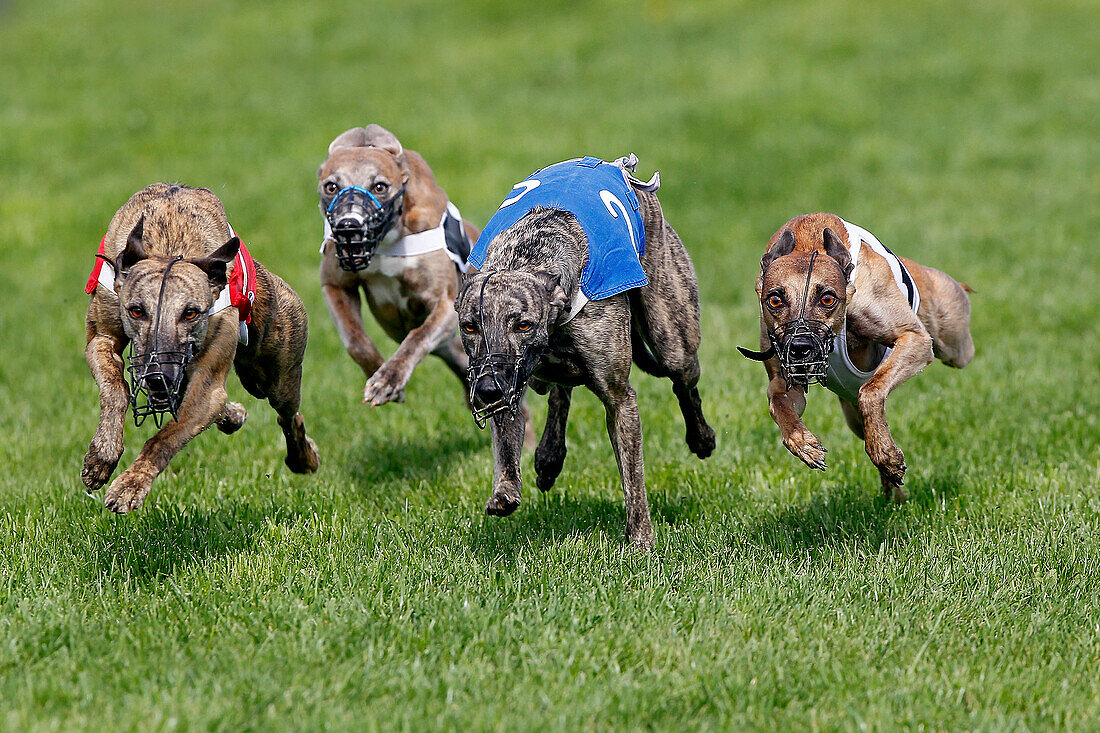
0, 0, 1098, 729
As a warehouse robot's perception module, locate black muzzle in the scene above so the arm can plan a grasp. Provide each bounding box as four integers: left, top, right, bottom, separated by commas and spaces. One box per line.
467, 346, 542, 429
127, 341, 194, 427
325, 185, 405, 271
464, 272, 543, 428
739, 250, 835, 391
124, 255, 199, 427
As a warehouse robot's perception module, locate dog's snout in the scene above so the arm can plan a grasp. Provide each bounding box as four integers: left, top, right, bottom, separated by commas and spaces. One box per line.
144, 373, 172, 397
336, 213, 364, 229
471, 375, 504, 405
788, 336, 816, 360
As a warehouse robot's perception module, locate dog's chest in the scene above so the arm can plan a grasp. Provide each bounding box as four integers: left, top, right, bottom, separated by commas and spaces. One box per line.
533, 341, 589, 387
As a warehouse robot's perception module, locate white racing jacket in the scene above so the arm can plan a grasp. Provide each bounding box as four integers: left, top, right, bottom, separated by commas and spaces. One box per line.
825, 220, 921, 404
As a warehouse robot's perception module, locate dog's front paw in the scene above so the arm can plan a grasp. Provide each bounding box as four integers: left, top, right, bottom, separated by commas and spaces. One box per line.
485, 487, 520, 516
867, 440, 907, 492
362, 365, 408, 406
82, 436, 123, 492
783, 428, 828, 470
103, 469, 153, 514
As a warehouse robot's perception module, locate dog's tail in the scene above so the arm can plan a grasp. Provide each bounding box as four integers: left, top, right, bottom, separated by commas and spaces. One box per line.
959, 282, 975, 293
631, 329, 666, 378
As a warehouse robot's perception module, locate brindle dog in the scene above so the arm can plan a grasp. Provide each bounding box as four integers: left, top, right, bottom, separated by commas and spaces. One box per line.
83, 184, 319, 513
747, 213, 974, 500
455, 190, 716, 549
317, 124, 480, 406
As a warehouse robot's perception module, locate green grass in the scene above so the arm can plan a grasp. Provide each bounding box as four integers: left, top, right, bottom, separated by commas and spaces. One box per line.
1, 0, 1098, 729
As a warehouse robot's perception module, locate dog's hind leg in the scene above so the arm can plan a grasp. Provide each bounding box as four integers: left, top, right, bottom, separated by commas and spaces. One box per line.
630, 293, 715, 460
266, 363, 320, 475
82, 327, 130, 492
535, 385, 572, 492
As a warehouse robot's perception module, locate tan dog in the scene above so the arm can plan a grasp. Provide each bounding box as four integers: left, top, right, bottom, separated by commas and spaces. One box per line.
317, 124, 480, 406
83, 184, 319, 513
743, 213, 973, 500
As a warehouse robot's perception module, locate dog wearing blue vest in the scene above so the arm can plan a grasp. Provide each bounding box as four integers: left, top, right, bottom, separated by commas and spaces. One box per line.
740, 213, 974, 501
455, 155, 715, 549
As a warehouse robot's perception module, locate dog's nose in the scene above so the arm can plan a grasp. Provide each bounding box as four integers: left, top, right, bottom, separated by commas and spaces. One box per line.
336, 214, 364, 229
144, 373, 171, 396
788, 337, 816, 360
472, 375, 504, 406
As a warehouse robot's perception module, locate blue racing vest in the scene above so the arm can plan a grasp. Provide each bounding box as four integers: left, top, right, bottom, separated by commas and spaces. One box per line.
469, 157, 648, 300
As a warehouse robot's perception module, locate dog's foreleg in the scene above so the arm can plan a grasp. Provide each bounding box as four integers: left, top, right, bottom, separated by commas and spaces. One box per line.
82, 328, 130, 492
766, 364, 827, 471
486, 408, 526, 516
535, 385, 572, 492
322, 284, 385, 379
858, 329, 934, 501
363, 296, 459, 406
602, 384, 654, 549
103, 325, 237, 513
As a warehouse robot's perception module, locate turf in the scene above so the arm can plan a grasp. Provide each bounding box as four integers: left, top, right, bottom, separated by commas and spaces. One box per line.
1, 0, 1098, 729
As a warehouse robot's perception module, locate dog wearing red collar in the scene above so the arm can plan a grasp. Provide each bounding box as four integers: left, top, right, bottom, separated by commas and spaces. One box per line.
83, 183, 319, 513
744, 213, 974, 501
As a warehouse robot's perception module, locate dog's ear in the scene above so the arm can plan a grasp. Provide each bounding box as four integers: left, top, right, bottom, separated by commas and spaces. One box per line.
362, 124, 404, 160
191, 236, 240, 289
536, 271, 568, 310
327, 127, 369, 156
760, 228, 796, 272
115, 216, 149, 275
822, 227, 854, 280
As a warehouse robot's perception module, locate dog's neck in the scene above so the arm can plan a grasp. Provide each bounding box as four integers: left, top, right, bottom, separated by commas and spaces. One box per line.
479, 207, 587, 326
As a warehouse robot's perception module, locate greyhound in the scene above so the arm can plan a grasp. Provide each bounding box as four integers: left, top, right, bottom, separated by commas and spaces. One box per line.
317, 124, 480, 407
455, 156, 715, 548
740, 213, 974, 500
83, 183, 319, 513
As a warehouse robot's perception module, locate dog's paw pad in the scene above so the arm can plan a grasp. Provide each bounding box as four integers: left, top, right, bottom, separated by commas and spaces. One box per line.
485, 491, 520, 516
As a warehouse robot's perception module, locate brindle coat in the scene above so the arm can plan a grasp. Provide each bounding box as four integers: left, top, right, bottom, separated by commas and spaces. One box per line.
83, 184, 319, 513
754, 212, 974, 500
455, 188, 715, 549
318, 125, 480, 406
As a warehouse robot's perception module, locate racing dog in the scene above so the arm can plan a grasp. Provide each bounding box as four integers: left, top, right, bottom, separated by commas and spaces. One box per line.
740, 213, 974, 501
317, 124, 479, 406
455, 155, 715, 549
83, 183, 319, 513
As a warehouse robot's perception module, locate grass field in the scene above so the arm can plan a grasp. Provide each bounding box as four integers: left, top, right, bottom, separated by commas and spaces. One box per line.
1, 0, 1098, 729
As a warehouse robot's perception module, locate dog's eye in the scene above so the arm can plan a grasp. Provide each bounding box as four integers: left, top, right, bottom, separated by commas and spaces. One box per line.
461, 323, 478, 334
820, 293, 837, 307
371, 182, 388, 195
516, 321, 534, 332
181, 308, 200, 322
128, 306, 145, 319
767, 295, 784, 309
323, 181, 338, 195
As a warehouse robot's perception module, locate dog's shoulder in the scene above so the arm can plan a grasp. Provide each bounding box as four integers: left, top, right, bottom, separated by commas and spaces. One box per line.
402, 149, 449, 233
